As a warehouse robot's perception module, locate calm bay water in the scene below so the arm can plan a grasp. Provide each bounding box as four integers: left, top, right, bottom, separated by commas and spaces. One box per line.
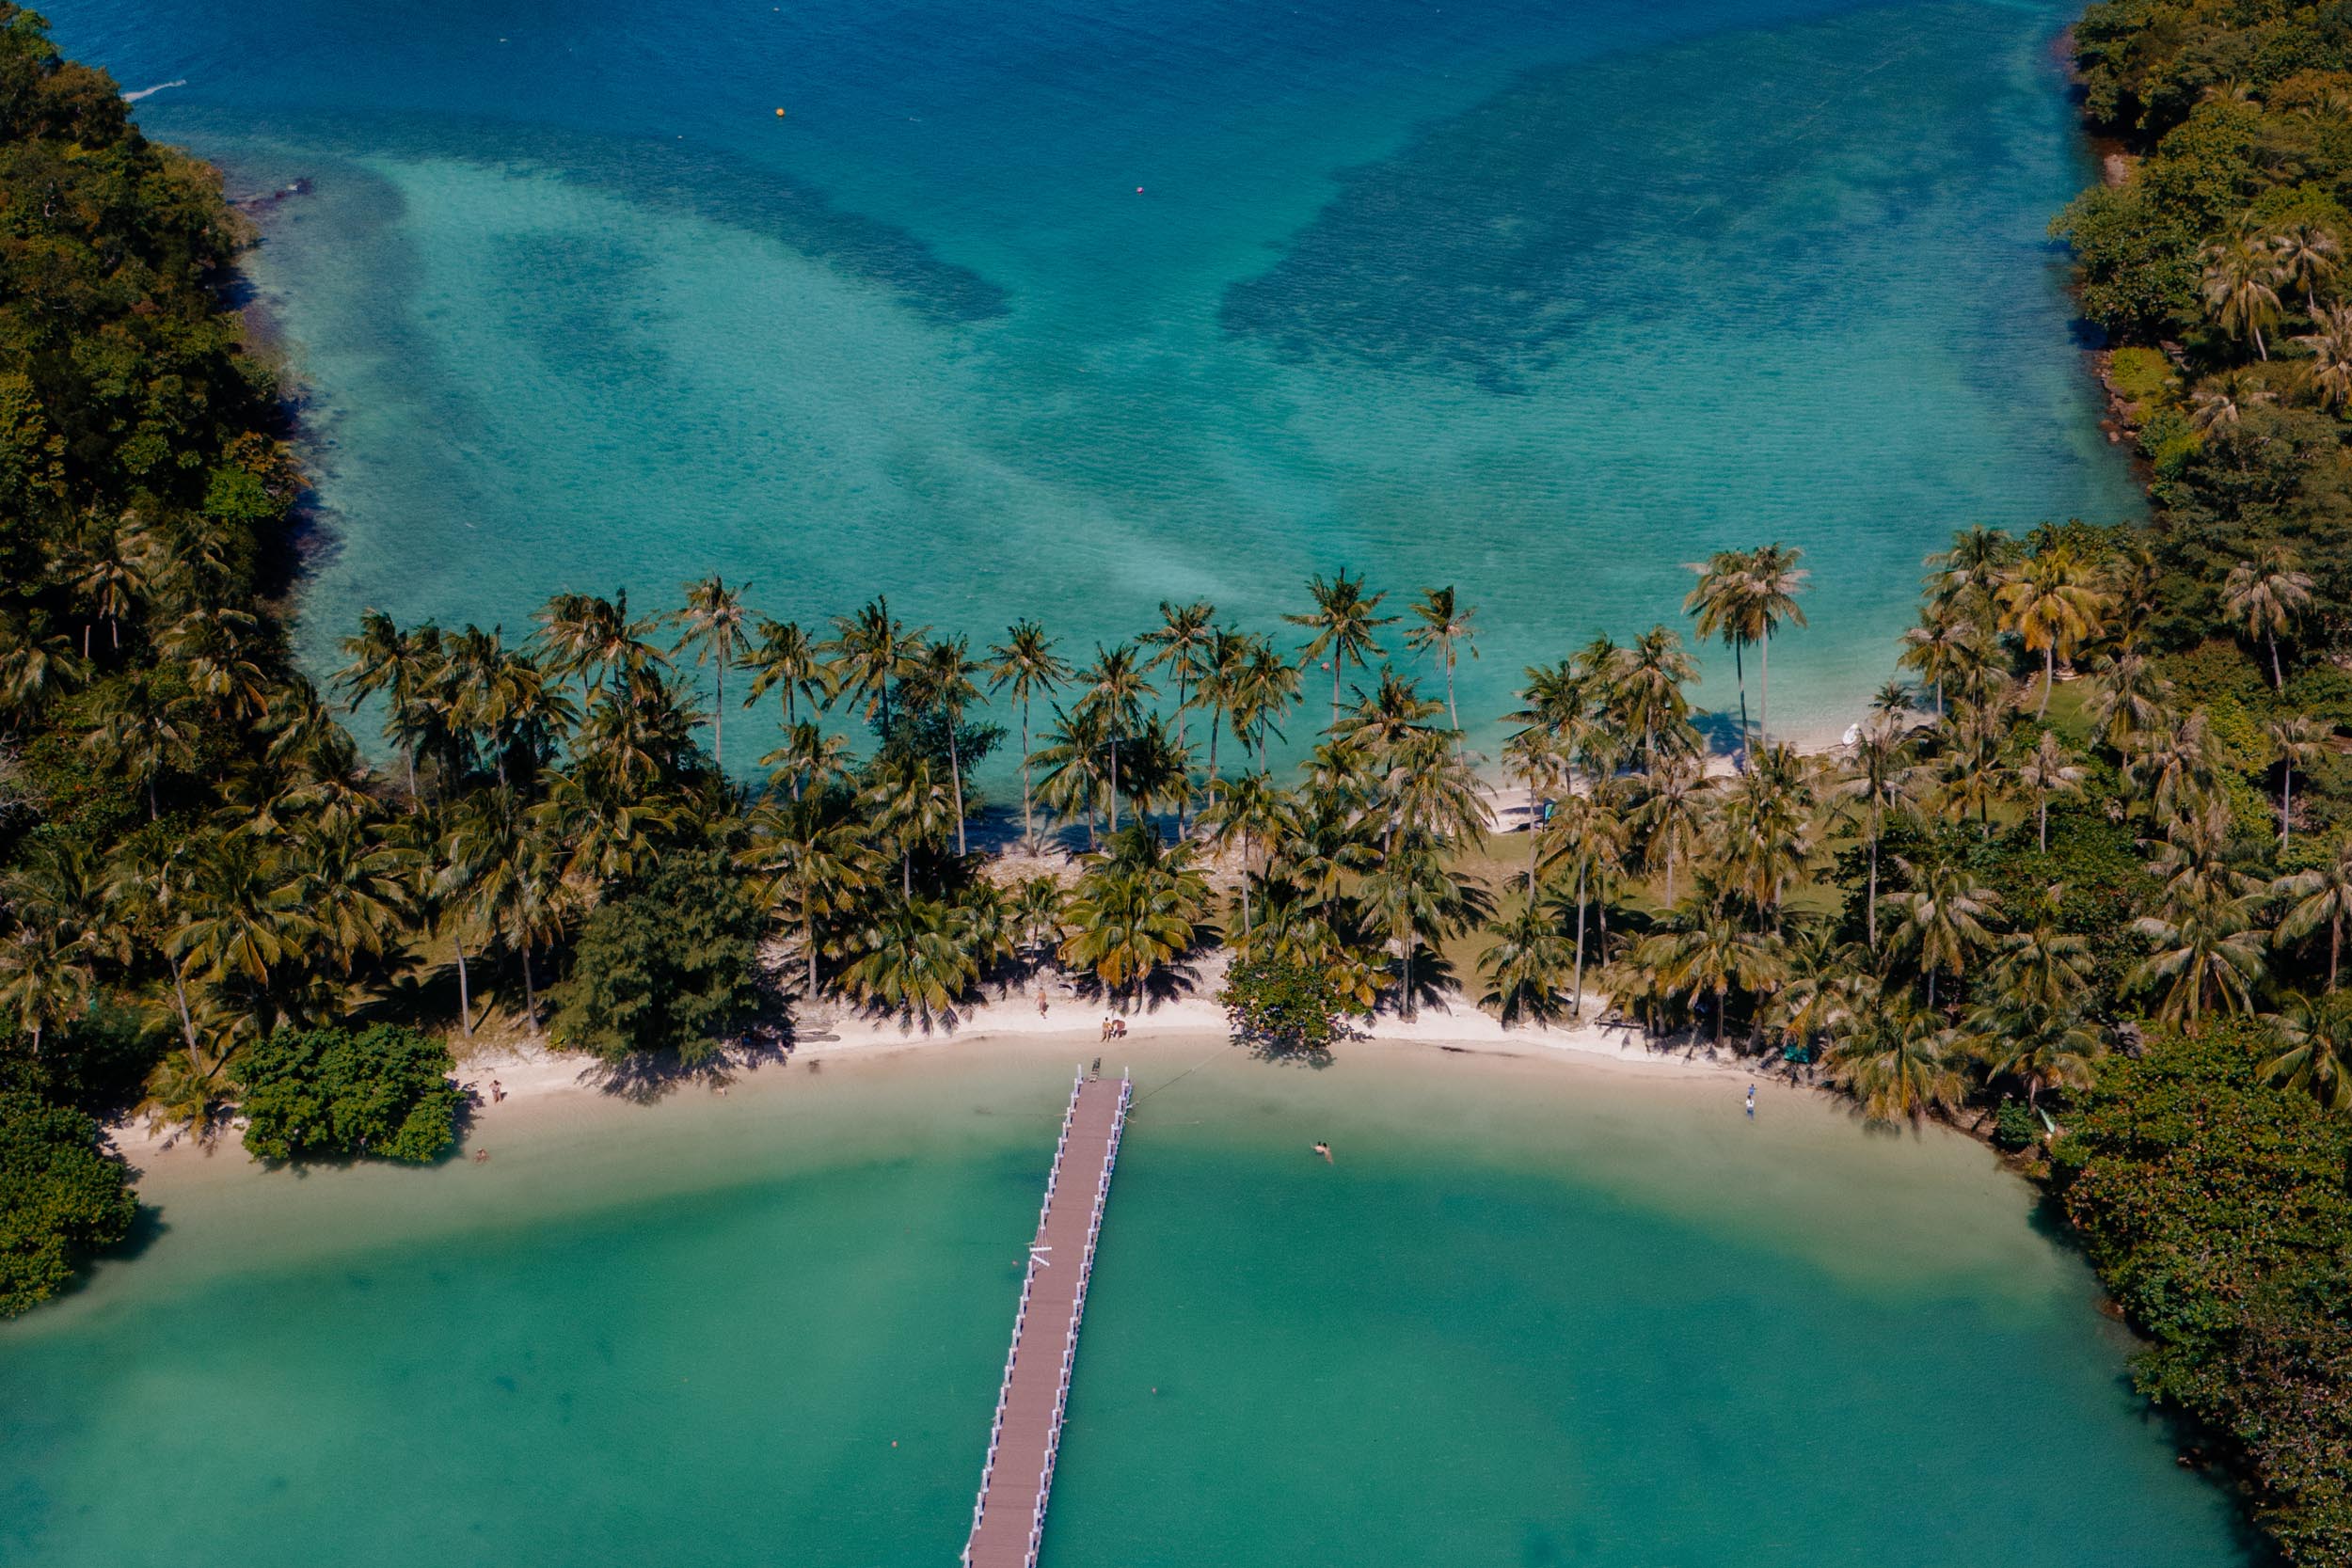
49, 0, 2138, 756
0, 1041, 2248, 1566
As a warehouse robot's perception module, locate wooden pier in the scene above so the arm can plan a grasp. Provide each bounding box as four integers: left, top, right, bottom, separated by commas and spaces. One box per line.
961, 1068, 1132, 1568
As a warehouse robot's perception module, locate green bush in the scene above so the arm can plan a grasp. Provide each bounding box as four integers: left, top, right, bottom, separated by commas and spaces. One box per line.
1218, 951, 1348, 1053
2107, 345, 2175, 408
0, 1088, 136, 1317
550, 850, 766, 1064
2053, 1022, 2352, 1563
234, 1023, 461, 1164
1992, 1100, 2042, 1151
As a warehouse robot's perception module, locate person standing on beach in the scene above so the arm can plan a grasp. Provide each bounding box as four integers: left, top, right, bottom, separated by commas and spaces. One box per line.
1745, 1085, 1756, 1117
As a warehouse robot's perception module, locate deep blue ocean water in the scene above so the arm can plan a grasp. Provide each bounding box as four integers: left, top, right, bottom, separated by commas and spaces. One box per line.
50, 0, 2140, 759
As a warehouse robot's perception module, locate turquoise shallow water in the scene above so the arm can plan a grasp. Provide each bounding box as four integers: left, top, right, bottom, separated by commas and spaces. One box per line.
0, 1041, 2251, 1566
49, 0, 2139, 759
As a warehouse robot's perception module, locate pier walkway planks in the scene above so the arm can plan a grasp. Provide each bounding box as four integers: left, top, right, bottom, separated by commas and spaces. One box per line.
961, 1069, 1131, 1568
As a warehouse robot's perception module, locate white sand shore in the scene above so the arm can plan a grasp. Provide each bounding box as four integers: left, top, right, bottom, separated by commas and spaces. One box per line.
106, 963, 1784, 1171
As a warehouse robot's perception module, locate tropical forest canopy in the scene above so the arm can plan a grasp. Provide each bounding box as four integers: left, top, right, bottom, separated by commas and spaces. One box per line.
0, 1, 2350, 1560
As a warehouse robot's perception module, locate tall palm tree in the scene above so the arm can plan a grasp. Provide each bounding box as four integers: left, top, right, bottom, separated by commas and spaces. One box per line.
1744, 544, 1810, 749
1479, 895, 1575, 1025
2086, 651, 2172, 752
1644, 893, 1783, 1051
1403, 586, 1479, 743
760, 719, 854, 803
1923, 526, 2020, 620
2016, 729, 2086, 853
744, 616, 827, 736
2276, 842, 2352, 991
1360, 832, 1486, 1021
1232, 637, 1300, 771
2134, 879, 2267, 1025
1997, 542, 2110, 718
1540, 790, 1626, 1018
1612, 625, 1698, 768
907, 635, 984, 856
336, 610, 437, 804
1827, 998, 1964, 1125
1200, 771, 1293, 935
2222, 546, 2314, 690
0, 923, 93, 1057
1058, 829, 1211, 1010
2296, 301, 2352, 409
1189, 627, 1251, 789
823, 595, 924, 729
863, 752, 958, 895
82, 667, 197, 818
844, 895, 977, 1023
1077, 643, 1156, 834
2264, 994, 2352, 1115
1632, 756, 1710, 909
1285, 569, 1395, 727
2269, 715, 2327, 852
1032, 703, 1111, 849
1139, 599, 1216, 754
70, 513, 151, 656
2268, 220, 2341, 313
744, 794, 872, 999
1889, 856, 1999, 1009
168, 832, 298, 1016
1835, 722, 1915, 943
1682, 548, 1757, 744
281, 816, 418, 983
671, 575, 750, 771
985, 619, 1072, 850
2201, 239, 2283, 359
444, 786, 562, 1031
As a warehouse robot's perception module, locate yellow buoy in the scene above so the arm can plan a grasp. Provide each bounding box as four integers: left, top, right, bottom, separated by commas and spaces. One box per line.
774, 107, 787, 117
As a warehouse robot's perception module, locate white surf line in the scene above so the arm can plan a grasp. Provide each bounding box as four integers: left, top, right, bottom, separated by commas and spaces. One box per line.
122, 79, 187, 103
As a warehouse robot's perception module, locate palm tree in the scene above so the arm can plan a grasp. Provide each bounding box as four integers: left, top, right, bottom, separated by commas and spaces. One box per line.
1190, 627, 1250, 788
1645, 895, 1783, 1051
1361, 832, 1487, 1020
2276, 842, 2352, 991
2269, 220, 2341, 313
1682, 548, 1758, 744
336, 610, 437, 804
1612, 625, 1698, 768
1479, 895, 1575, 1024
81, 667, 197, 818
907, 635, 984, 856
1835, 721, 1915, 943
744, 615, 826, 737
985, 620, 1072, 851
1285, 569, 1395, 727
168, 832, 298, 1017
2129, 711, 2220, 825
2264, 994, 2352, 1115
1828, 998, 1965, 1124
2202, 239, 2284, 359
1232, 637, 1300, 771
1540, 789, 1626, 1018
1744, 544, 1810, 749
281, 816, 418, 982
1077, 643, 1156, 834
744, 794, 872, 999
760, 720, 854, 803
670, 575, 750, 770
1889, 856, 1999, 1009
863, 752, 957, 895
1058, 829, 1211, 1009
70, 513, 151, 656
2296, 301, 2352, 409
1139, 600, 1216, 755
444, 786, 562, 1031
2270, 715, 2327, 852
844, 895, 977, 1023
823, 595, 924, 728
1200, 771, 1293, 935
0, 922, 93, 1057
2086, 651, 2173, 752
2223, 546, 2314, 689
1924, 526, 2021, 619
1997, 542, 2110, 718
1403, 586, 1479, 743
2016, 729, 2086, 853
1715, 747, 1819, 928
1632, 756, 1710, 909
2134, 895, 2267, 1025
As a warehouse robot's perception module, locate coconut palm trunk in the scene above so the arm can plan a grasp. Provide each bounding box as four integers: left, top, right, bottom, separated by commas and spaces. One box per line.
453, 932, 473, 1037
1019, 698, 1036, 850
947, 726, 966, 857
1571, 854, 1590, 1018
167, 954, 199, 1053
2040, 645, 2056, 720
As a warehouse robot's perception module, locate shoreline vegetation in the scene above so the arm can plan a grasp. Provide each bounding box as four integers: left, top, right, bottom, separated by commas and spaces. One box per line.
0, 1, 2346, 1559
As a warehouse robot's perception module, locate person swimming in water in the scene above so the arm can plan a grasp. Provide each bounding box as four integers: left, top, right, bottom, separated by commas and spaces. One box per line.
1311, 1142, 1333, 1164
